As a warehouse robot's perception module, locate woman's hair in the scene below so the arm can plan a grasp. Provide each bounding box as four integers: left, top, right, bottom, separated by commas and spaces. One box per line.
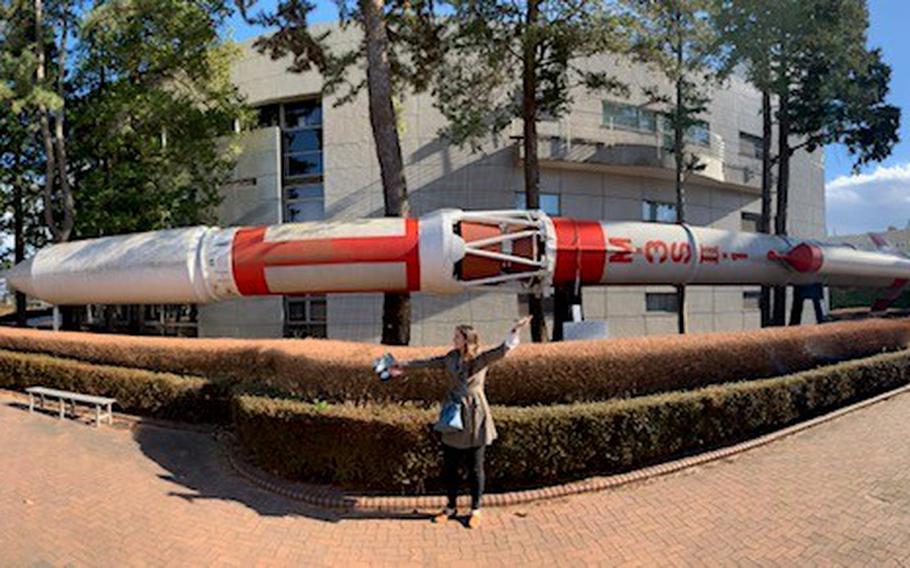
455, 324, 481, 360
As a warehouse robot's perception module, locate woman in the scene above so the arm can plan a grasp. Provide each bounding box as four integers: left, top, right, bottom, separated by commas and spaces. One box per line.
390, 315, 532, 528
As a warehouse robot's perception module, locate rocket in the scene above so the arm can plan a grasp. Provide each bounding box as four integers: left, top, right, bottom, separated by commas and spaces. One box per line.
6, 208, 910, 305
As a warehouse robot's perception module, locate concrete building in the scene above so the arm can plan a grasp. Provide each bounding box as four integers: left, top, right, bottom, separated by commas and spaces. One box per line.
196, 28, 826, 344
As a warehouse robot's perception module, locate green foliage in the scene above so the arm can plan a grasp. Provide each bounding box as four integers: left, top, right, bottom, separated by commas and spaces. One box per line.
0, 103, 49, 264
240, 0, 439, 105
830, 288, 910, 311
633, 0, 718, 173
232, 348, 910, 491
714, 0, 900, 172
0, 0, 249, 240
0, 348, 231, 422
69, 0, 250, 236
432, 0, 630, 150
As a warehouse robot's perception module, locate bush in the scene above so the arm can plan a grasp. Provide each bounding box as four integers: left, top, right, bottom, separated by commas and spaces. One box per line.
0, 349, 229, 423
232, 349, 910, 492
0, 319, 907, 405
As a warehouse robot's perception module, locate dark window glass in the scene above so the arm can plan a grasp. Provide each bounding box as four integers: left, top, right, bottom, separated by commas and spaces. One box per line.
515, 192, 561, 215
257, 104, 280, 128
284, 130, 323, 153
741, 211, 762, 232
286, 184, 324, 201
284, 100, 322, 129
743, 289, 762, 310
309, 298, 327, 322
287, 300, 307, 321
285, 323, 327, 338
739, 132, 764, 159
286, 153, 323, 177
285, 201, 324, 222
688, 121, 711, 147
646, 292, 679, 313
642, 199, 677, 223
603, 101, 641, 130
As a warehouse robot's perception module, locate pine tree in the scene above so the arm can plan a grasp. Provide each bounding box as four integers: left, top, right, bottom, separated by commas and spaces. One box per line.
429, 0, 629, 341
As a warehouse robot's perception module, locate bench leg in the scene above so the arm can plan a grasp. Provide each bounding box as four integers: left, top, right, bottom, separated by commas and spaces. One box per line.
29, 393, 34, 413
58, 398, 65, 419
107, 403, 113, 425
95, 404, 101, 427
40, 394, 45, 409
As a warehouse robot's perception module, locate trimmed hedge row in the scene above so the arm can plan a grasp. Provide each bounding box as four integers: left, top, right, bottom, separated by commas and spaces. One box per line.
0, 319, 908, 405
0, 349, 229, 423
232, 348, 910, 492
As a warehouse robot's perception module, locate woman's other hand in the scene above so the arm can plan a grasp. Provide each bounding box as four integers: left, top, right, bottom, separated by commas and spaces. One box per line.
511, 315, 533, 334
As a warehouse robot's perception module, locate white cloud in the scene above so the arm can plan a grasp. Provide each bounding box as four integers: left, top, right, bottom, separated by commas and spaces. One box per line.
826, 163, 910, 236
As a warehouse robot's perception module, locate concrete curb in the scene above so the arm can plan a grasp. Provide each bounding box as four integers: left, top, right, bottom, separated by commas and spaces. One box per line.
222, 382, 910, 512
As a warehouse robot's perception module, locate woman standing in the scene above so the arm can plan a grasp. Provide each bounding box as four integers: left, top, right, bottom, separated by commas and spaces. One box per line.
390, 315, 532, 528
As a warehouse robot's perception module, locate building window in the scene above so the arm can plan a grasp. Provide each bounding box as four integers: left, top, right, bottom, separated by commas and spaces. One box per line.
741, 211, 762, 233
642, 199, 677, 223
687, 120, 712, 147
283, 100, 323, 129
515, 192, 561, 216
258, 98, 329, 339
280, 99, 323, 180
646, 292, 679, 313
603, 101, 658, 133
739, 132, 764, 159
284, 183, 325, 223
603, 100, 712, 148
142, 304, 199, 337
743, 289, 762, 311
660, 117, 712, 148
257, 103, 280, 128
284, 296, 328, 338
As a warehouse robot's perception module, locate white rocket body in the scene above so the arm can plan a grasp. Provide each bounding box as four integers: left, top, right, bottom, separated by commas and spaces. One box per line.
5, 209, 908, 305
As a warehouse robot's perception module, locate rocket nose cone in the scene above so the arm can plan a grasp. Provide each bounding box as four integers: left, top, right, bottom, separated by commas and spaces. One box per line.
4, 257, 37, 296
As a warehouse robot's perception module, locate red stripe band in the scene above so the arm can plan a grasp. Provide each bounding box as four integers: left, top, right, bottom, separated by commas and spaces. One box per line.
551, 218, 607, 286
231, 219, 421, 295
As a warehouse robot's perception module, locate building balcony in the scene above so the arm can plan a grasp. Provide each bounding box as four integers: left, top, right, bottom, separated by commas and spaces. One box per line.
512, 110, 763, 194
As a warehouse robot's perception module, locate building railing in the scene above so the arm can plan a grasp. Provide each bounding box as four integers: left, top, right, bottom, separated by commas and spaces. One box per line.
511, 107, 736, 187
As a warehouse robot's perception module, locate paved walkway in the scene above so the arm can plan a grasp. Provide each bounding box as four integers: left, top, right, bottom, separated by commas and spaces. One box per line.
2, 390, 910, 567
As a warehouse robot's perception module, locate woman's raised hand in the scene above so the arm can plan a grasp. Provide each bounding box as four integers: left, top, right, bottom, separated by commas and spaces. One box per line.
511, 315, 533, 334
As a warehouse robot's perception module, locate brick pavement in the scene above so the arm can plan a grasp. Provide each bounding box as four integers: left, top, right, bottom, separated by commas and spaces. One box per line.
2, 390, 910, 567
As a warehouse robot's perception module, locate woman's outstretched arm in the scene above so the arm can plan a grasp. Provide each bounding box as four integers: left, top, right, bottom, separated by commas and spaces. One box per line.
472, 316, 532, 370
389, 351, 451, 377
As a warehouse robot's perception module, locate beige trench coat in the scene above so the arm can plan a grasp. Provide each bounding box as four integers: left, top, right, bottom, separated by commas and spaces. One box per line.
406, 343, 510, 449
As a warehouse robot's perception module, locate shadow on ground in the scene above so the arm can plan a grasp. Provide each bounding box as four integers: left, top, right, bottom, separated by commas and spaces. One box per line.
131, 421, 437, 525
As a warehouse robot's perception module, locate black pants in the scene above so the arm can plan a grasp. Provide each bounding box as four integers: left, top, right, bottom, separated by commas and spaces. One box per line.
442, 444, 485, 510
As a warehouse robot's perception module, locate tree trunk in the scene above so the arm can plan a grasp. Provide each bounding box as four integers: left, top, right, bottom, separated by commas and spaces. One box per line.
522, 0, 547, 343
772, 94, 791, 326
34, 0, 74, 244
673, 24, 687, 335
13, 182, 27, 327
52, 11, 74, 241
759, 89, 772, 327
360, 0, 411, 345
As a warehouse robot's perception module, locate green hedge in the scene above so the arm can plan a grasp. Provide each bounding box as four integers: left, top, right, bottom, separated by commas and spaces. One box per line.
0, 349, 230, 423
233, 349, 910, 492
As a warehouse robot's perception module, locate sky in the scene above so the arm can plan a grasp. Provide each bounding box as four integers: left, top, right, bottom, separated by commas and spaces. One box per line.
225, 1, 910, 237
825, 0, 910, 236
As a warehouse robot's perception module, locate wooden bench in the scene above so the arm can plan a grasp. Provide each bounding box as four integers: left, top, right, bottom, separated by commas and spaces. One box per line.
26, 386, 115, 427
